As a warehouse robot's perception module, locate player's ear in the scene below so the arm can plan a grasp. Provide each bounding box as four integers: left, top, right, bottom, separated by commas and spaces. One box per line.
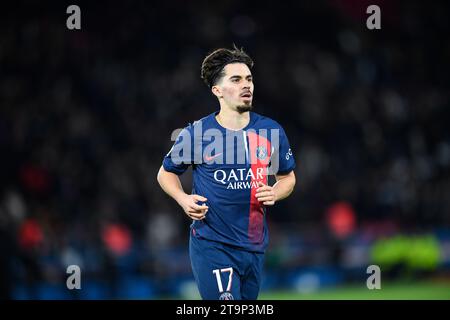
211, 85, 222, 98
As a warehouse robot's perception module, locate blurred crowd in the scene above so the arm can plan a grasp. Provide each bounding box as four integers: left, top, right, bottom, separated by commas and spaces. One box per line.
0, 0, 449, 298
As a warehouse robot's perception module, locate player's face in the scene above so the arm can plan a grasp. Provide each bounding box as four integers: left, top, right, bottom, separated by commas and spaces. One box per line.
216, 63, 254, 113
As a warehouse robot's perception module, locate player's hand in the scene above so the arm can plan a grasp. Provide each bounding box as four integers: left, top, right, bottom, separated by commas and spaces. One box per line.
177, 194, 209, 220
255, 181, 276, 206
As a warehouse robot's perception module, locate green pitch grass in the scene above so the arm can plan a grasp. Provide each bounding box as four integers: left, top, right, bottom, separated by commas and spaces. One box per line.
258, 282, 450, 300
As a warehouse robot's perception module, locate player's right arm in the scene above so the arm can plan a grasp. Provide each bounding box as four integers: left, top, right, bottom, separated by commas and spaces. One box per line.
158, 123, 208, 220
157, 166, 208, 220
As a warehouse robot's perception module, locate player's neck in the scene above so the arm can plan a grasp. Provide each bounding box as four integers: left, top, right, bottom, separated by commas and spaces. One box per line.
216, 107, 250, 131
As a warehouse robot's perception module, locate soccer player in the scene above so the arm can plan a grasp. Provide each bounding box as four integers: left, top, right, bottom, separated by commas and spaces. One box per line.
157, 46, 296, 300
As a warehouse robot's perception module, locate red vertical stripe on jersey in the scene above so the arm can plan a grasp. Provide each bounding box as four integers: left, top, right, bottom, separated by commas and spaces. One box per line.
247, 131, 271, 244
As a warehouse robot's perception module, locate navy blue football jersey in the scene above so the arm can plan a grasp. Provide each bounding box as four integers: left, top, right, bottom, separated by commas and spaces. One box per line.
163, 111, 295, 252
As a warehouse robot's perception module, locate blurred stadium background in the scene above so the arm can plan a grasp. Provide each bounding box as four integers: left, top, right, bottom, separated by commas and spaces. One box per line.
1, 0, 450, 300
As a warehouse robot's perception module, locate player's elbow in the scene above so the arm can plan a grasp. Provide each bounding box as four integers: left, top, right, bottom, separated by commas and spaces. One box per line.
291, 171, 296, 188
284, 171, 296, 196
157, 165, 166, 186
288, 171, 296, 194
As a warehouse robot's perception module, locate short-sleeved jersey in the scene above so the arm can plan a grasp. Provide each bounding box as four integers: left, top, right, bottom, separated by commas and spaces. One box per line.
163, 111, 295, 253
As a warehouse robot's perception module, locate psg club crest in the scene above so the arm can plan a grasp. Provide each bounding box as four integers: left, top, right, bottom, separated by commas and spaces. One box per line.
256, 146, 268, 160
219, 292, 234, 300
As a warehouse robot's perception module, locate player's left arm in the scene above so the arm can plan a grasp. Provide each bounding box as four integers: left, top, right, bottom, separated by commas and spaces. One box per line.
255, 171, 296, 206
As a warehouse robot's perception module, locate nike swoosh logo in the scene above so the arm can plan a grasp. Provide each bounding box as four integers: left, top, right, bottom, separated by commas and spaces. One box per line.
205, 153, 223, 161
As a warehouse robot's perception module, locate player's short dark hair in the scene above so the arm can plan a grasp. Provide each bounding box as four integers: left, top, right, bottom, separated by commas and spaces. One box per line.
201, 45, 254, 88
